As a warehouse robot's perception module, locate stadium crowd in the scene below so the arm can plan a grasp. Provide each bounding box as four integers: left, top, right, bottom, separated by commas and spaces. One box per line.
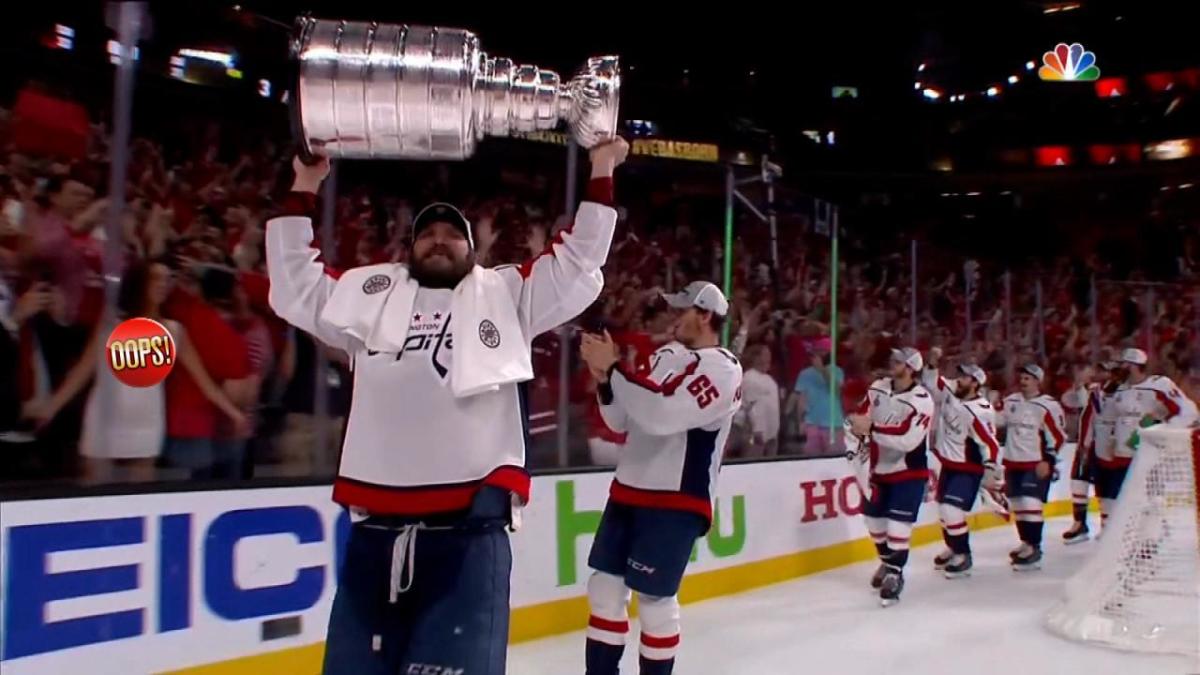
1, 90, 1197, 487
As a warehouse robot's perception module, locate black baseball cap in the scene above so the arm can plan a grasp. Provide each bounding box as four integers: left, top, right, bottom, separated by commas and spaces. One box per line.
412, 202, 474, 249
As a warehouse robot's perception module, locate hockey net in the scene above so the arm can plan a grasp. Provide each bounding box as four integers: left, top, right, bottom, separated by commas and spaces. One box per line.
1045, 427, 1200, 657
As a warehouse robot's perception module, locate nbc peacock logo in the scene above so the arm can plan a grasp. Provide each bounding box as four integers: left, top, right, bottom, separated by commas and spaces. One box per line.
1038, 42, 1100, 81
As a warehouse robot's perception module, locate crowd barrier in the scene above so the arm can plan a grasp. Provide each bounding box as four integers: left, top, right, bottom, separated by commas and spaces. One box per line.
0, 446, 1081, 674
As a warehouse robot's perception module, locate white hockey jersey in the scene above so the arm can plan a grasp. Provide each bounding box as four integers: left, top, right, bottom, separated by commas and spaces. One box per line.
1070, 383, 1121, 466
999, 393, 1066, 470
858, 378, 935, 483
599, 344, 743, 522
921, 369, 1000, 474
1112, 375, 1199, 462
266, 188, 616, 516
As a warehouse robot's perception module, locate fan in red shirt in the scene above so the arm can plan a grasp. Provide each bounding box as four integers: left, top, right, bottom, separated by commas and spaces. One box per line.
162, 273, 252, 479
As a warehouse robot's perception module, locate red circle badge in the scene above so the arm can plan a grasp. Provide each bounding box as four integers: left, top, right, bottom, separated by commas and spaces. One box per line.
105, 317, 177, 388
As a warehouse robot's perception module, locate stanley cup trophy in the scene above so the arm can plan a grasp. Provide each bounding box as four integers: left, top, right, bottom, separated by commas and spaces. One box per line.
290, 16, 620, 161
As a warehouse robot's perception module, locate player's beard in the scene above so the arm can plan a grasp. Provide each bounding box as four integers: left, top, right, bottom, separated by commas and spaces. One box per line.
410, 248, 474, 289
955, 382, 976, 399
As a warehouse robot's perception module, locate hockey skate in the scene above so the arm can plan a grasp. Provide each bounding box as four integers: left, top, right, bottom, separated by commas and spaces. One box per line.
870, 564, 887, 591
879, 567, 905, 607
933, 548, 954, 570
943, 553, 973, 579
1010, 544, 1043, 571
1008, 543, 1025, 563
1062, 522, 1090, 545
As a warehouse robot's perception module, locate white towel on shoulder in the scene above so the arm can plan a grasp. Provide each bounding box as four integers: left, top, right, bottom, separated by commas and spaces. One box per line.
320, 264, 533, 398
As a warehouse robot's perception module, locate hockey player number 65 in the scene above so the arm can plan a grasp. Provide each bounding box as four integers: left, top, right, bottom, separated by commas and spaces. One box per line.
687, 375, 720, 409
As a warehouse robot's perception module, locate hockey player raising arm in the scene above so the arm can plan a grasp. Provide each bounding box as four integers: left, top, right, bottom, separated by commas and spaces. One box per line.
845, 347, 935, 606
267, 138, 628, 675
921, 348, 1002, 578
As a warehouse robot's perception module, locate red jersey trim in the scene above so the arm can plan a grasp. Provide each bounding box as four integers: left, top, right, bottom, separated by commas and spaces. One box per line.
279, 191, 317, 217
516, 178, 613, 279
332, 465, 530, 515
585, 177, 615, 206
1095, 456, 1132, 469
872, 411, 915, 436
933, 453, 985, 475
616, 356, 700, 396
608, 480, 713, 521
871, 469, 930, 484
1042, 411, 1066, 447
1153, 389, 1181, 419
1003, 459, 1042, 471
269, 192, 342, 280
970, 417, 1001, 463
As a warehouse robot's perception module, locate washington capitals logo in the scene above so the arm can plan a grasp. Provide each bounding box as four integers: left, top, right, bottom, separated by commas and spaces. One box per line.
366, 312, 453, 378
479, 319, 501, 349
362, 274, 391, 295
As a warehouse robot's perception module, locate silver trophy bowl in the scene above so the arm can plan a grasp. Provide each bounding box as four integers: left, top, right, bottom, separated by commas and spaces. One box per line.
291, 17, 620, 161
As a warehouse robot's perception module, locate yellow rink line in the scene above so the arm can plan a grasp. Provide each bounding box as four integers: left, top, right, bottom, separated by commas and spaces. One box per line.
163, 500, 1079, 675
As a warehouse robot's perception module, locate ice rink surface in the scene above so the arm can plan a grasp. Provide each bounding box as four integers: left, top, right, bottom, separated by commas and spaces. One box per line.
508, 517, 1197, 675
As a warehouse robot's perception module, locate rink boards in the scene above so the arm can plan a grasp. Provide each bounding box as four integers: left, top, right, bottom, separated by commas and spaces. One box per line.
0, 448, 1081, 674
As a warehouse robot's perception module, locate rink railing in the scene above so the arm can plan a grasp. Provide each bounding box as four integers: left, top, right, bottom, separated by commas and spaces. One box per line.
0, 446, 1084, 674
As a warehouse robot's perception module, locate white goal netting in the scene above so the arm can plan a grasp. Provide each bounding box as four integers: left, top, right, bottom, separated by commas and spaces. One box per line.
1045, 426, 1200, 658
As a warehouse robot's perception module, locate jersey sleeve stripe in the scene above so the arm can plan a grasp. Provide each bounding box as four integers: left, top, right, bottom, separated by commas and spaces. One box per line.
970, 416, 1001, 462
1042, 410, 1065, 447
515, 178, 613, 279
1152, 389, 1182, 419
873, 410, 916, 435
617, 355, 701, 396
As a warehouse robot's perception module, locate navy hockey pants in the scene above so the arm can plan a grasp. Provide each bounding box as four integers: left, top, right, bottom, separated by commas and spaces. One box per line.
322, 488, 512, 675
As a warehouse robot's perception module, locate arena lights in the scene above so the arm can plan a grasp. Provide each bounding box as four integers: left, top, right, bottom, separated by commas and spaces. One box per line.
52, 24, 74, 50
1026, 60, 1036, 70
176, 48, 236, 68
107, 39, 140, 65
917, 62, 927, 72
1043, 2, 1081, 13
1145, 138, 1195, 161
921, 87, 942, 100
986, 86, 1001, 97
914, 81, 922, 90
1008, 75, 1019, 84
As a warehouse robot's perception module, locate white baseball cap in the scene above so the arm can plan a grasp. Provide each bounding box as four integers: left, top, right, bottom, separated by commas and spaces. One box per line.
890, 347, 924, 372
1121, 347, 1148, 366
662, 281, 729, 317
1020, 363, 1045, 382
957, 363, 987, 386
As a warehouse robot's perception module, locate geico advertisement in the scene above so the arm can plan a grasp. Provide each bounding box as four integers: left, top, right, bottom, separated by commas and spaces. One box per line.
0, 487, 347, 673
0, 451, 1076, 673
